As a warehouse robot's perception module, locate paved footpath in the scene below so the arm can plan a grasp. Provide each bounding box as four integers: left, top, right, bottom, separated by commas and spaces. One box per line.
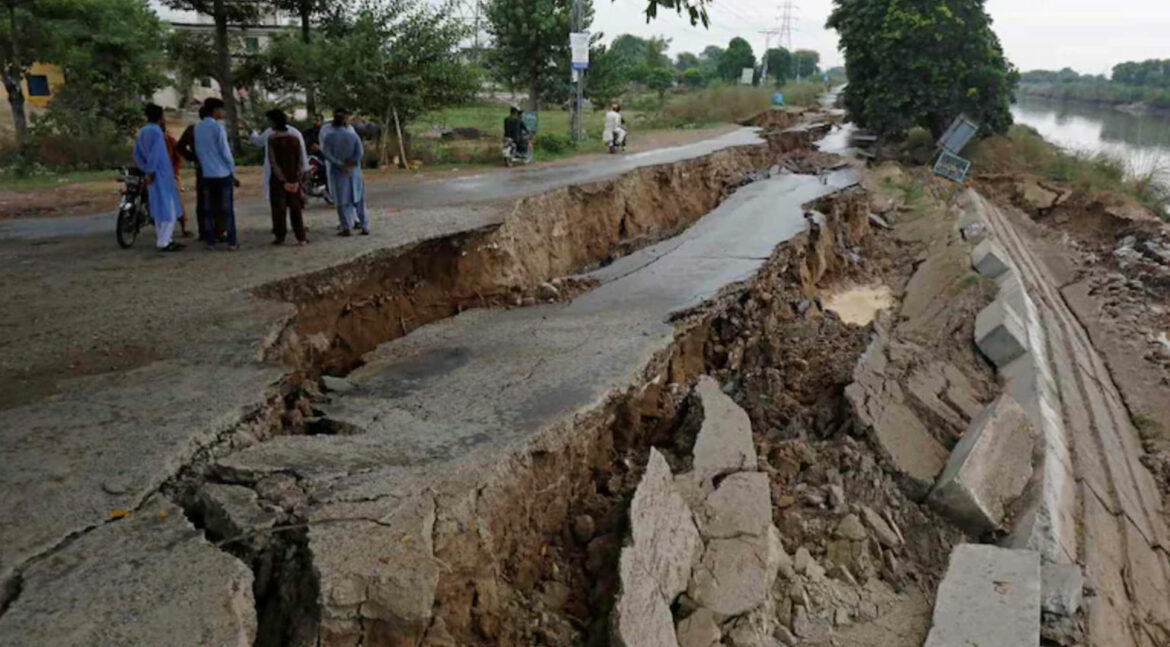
0, 125, 799, 644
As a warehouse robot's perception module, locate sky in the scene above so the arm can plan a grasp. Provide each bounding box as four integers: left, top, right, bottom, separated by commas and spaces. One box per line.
591, 0, 1170, 76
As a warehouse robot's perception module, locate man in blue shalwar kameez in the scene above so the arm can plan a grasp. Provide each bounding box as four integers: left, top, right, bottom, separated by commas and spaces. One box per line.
320, 108, 369, 236
133, 104, 184, 252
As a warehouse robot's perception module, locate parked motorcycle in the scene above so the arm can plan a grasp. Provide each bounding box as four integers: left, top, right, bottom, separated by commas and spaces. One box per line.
115, 167, 151, 249
306, 154, 333, 204
503, 135, 533, 167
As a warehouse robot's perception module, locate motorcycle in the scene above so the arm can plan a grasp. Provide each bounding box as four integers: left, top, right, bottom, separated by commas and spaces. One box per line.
306, 154, 333, 204
115, 167, 151, 249
608, 128, 628, 155
503, 135, 533, 167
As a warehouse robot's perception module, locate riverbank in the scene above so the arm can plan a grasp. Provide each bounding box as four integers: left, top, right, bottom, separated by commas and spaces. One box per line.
1019, 82, 1170, 117
970, 124, 1169, 221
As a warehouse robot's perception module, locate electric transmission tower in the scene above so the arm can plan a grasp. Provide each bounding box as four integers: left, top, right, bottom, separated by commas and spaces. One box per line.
778, 0, 799, 79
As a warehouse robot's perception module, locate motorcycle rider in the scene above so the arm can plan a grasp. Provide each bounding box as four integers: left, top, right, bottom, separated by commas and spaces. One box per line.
603, 103, 627, 151
503, 107, 530, 157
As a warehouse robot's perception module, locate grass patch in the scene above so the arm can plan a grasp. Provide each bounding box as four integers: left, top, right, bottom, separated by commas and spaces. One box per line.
649, 85, 775, 128
0, 168, 118, 191
970, 125, 1170, 219
775, 81, 826, 108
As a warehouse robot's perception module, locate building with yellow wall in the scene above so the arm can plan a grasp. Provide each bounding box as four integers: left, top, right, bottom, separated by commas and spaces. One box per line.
0, 62, 65, 107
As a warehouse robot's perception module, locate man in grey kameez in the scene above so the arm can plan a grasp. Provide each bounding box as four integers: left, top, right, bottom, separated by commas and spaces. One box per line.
320, 109, 369, 236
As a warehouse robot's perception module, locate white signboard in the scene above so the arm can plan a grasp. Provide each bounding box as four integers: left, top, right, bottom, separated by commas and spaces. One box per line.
739, 67, 754, 86
571, 32, 590, 70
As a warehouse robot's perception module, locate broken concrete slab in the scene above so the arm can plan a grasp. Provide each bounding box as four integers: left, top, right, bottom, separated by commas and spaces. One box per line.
689, 526, 784, 616
0, 360, 281, 592
1041, 563, 1084, 618
194, 482, 280, 543
676, 607, 721, 647
972, 239, 1012, 279
614, 548, 680, 647
629, 449, 704, 599
924, 544, 1040, 647
929, 394, 1036, 534
0, 496, 256, 646
846, 340, 948, 488
974, 299, 1028, 368
691, 376, 756, 477
699, 471, 771, 540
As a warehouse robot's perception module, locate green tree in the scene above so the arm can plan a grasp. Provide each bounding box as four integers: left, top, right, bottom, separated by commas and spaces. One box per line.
681, 66, 703, 88
585, 41, 628, 109
644, 64, 673, 100
486, 0, 593, 110
642, 0, 708, 26
610, 33, 646, 68
698, 44, 722, 80
303, 0, 477, 166
0, 0, 65, 141
41, 0, 165, 136
271, 0, 341, 115
827, 0, 1018, 140
675, 51, 698, 71
161, 0, 262, 151
165, 30, 222, 109
717, 37, 754, 82
763, 47, 791, 84
793, 49, 820, 79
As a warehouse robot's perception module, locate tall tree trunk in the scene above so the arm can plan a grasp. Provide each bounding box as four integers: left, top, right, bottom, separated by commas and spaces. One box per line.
213, 0, 239, 152
378, 106, 394, 168
3, 3, 27, 142
527, 77, 539, 111
1, 72, 25, 142
300, 1, 316, 116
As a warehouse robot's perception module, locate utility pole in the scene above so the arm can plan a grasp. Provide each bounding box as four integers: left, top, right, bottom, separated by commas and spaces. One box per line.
570, 0, 585, 142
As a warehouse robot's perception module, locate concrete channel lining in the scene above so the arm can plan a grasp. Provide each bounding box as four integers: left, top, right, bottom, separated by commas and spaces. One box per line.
924, 544, 1041, 647
964, 193, 1078, 566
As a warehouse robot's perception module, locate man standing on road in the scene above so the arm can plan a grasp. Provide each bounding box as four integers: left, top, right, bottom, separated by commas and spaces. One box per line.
264, 109, 309, 245
321, 108, 368, 236
132, 103, 184, 252
176, 104, 218, 241
244, 109, 309, 215
316, 110, 356, 222
194, 98, 240, 251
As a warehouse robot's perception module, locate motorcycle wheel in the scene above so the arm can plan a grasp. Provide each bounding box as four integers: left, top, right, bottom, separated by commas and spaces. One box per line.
116, 202, 141, 249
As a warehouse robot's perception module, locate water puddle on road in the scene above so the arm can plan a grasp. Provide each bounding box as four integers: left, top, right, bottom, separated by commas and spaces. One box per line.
824, 283, 894, 326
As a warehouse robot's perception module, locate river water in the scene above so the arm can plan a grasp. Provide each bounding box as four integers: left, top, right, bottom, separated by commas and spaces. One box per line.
1011, 93, 1170, 184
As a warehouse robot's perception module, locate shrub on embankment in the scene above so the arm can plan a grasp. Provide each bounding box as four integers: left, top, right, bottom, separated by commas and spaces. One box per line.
970, 124, 1170, 219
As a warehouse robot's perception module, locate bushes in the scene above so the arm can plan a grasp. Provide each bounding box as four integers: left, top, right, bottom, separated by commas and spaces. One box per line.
776, 81, 824, 107
533, 132, 574, 155
651, 85, 773, 128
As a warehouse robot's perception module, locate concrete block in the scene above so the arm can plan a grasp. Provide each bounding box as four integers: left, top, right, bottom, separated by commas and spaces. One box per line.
691, 376, 756, 477
699, 472, 771, 540
1041, 564, 1084, 617
972, 239, 1012, 279
689, 526, 784, 616
925, 544, 1041, 647
929, 394, 1037, 533
676, 608, 721, 647
628, 449, 704, 599
975, 299, 1028, 368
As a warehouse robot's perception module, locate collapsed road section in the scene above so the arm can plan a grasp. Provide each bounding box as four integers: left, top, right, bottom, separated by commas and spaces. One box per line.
5, 107, 1166, 647
0, 110, 836, 644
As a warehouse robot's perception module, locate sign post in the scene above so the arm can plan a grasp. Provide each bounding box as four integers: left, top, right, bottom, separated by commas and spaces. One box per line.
569, 30, 589, 142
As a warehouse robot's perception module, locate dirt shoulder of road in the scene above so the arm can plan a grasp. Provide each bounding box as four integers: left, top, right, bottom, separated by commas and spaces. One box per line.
0, 124, 739, 221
